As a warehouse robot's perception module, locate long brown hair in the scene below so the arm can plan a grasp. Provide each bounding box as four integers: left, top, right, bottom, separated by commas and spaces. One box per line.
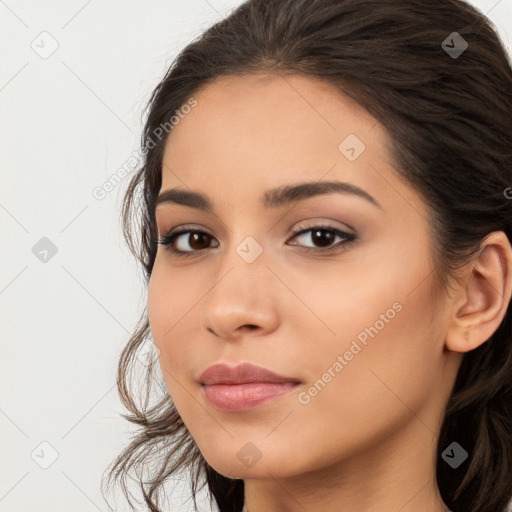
101, 1, 512, 511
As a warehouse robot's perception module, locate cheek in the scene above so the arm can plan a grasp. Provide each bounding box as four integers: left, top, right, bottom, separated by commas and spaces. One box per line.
147, 263, 198, 368
310, 294, 437, 428
290, 254, 439, 408
148, 258, 196, 331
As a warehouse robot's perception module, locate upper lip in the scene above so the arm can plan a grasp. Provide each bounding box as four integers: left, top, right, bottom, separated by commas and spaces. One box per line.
197, 362, 301, 385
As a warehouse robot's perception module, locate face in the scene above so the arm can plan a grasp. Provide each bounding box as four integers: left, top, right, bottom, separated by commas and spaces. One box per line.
147, 73, 453, 481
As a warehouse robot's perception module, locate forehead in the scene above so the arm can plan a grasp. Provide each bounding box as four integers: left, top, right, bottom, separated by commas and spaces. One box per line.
158, 73, 419, 218
162, 72, 384, 165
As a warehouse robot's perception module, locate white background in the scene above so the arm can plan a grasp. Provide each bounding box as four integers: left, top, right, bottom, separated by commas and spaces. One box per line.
1, 1, 511, 511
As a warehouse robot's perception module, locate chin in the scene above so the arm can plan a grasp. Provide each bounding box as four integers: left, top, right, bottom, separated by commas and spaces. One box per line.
200, 447, 304, 481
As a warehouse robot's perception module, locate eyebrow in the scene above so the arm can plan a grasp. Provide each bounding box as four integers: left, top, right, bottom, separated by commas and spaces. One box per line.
154, 180, 382, 211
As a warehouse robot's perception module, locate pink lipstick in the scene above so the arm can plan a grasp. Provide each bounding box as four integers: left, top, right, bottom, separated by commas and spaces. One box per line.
197, 362, 301, 411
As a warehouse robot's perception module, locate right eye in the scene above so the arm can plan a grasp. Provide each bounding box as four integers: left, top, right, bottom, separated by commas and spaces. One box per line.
157, 229, 219, 257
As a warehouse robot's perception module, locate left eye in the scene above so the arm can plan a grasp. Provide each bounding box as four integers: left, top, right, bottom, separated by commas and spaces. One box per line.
289, 226, 355, 250
157, 225, 356, 257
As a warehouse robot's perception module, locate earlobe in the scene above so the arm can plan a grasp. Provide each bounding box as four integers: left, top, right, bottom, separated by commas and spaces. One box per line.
445, 231, 512, 354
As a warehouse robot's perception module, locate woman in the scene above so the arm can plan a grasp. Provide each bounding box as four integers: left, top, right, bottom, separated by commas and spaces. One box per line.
102, 1, 512, 511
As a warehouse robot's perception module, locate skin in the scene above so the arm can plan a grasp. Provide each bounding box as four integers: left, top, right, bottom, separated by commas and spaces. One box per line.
147, 73, 512, 512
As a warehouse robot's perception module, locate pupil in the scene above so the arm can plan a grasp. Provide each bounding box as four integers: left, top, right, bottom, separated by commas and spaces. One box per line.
190, 233, 209, 250
313, 229, 333, 247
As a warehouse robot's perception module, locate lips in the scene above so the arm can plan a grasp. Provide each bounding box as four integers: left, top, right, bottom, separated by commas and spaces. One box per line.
197, 362, 302, 411
197, 362, 301, 386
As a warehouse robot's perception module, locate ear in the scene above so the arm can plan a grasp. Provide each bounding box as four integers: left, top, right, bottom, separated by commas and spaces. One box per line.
445, 231, 512, 353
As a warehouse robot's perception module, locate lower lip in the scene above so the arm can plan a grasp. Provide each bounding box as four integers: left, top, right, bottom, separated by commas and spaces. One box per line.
201, 382, 299, 411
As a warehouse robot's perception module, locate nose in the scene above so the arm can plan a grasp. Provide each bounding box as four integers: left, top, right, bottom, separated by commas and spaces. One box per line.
200, 252, 281, 340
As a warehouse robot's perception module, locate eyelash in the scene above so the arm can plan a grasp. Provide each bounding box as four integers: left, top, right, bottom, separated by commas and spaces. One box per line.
156, 223, 357, 258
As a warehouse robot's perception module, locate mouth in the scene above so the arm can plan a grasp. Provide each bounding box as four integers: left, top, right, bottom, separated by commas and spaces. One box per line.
197, 362, 302, 411
201, 381, 301, 411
